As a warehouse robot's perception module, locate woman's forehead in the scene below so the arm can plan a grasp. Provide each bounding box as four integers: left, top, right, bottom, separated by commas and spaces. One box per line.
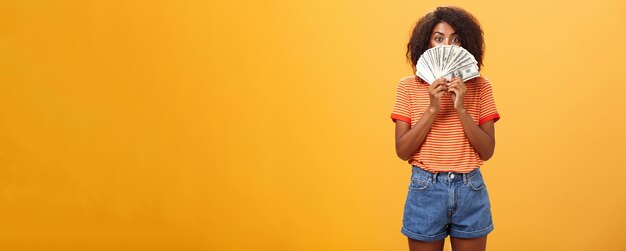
431, 22, 456, 35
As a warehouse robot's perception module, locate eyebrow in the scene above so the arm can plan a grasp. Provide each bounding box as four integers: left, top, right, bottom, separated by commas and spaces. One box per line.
433, 31, 458, 36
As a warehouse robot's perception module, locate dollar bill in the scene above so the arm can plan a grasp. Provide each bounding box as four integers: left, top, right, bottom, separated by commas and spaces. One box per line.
415, 45, 480, 84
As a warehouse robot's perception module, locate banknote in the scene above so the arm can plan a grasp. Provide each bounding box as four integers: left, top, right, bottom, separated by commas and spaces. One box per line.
415, 45, 480, 84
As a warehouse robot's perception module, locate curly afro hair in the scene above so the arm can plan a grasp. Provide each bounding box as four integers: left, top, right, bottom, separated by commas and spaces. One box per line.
407, 6, 485, 72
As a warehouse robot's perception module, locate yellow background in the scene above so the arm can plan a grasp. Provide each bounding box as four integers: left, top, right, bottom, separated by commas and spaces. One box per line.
1, 0, 625, 250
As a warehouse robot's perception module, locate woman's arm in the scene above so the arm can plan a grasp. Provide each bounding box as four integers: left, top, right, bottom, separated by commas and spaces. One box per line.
447, 77, 496, 161
395, 108, 438, 161
396, 78, 448, 160
394, 78, 448, 161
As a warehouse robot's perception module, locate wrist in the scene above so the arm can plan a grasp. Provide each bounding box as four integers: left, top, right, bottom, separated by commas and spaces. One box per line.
455, 106, 467, 114
428, 105, 439, 114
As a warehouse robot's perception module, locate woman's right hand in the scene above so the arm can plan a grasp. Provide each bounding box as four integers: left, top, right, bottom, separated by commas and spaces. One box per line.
428, 78, 448, 113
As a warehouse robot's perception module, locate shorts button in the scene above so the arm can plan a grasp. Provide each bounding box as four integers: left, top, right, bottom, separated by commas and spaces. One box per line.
450, 174, 455, 179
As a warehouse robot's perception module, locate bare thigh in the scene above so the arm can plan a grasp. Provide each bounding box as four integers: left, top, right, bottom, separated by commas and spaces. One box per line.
450, 235, 487, 251
408, 237, 445, 251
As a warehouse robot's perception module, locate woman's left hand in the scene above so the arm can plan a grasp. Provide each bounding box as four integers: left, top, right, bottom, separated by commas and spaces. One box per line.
447, 77, 466, 112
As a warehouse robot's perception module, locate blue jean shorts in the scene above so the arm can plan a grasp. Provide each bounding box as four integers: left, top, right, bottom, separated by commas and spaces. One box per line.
401, 165, 494, 242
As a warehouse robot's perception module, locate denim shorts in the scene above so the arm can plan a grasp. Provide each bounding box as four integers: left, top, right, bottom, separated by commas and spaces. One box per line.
401, 165, 494, 241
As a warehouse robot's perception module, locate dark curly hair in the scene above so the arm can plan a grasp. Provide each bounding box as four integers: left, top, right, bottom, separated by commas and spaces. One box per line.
407, 6, 485, 72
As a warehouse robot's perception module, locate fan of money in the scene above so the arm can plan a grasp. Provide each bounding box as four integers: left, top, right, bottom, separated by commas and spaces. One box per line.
415, 45, 480, 84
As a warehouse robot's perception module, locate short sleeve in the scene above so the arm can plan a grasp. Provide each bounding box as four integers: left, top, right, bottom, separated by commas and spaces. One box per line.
390, 81, 412, 124
478, 79, 501, 125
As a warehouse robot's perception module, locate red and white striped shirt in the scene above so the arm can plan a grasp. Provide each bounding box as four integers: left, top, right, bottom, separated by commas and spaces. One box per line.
390, 75, 500, 173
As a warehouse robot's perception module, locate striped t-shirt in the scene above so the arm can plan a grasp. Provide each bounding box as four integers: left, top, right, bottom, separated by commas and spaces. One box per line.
390, 75, 500, 173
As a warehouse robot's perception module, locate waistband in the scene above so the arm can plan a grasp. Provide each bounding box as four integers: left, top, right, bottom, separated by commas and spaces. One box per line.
411, 165, 481, 184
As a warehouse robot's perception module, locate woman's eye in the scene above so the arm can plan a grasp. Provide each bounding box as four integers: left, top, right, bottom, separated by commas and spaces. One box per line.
453, 37, 461, 43
435, 37, 443, 42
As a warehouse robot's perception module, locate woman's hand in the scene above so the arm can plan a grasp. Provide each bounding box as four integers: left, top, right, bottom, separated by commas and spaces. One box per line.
447, 76, 466, 112
428, 78, 448, 114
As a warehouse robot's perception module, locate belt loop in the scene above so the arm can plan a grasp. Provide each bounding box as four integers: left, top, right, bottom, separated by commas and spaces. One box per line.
433, 172, 438, 183
463, 173, 468, 184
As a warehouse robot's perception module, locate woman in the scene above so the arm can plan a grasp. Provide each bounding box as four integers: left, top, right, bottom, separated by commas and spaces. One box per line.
390, 6, 500, 251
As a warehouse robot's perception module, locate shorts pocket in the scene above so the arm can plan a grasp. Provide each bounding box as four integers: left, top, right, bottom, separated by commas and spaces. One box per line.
467, 171, 486, 191
409, 173, 432, 191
